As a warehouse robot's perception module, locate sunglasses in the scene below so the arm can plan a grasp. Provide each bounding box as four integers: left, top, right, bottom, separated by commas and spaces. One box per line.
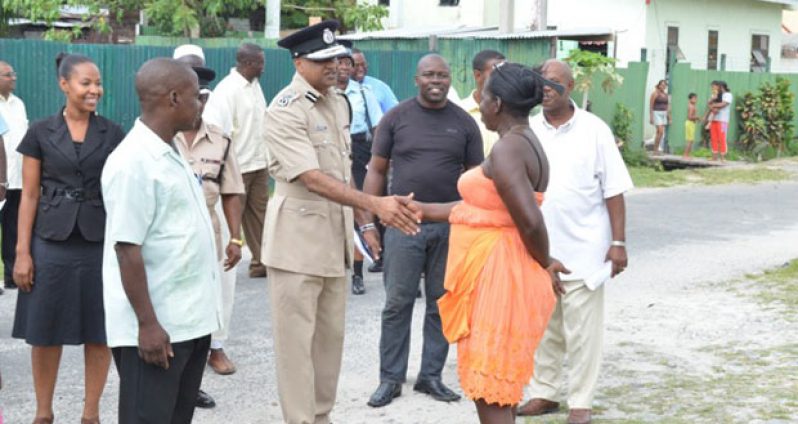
493, 62, 566, 95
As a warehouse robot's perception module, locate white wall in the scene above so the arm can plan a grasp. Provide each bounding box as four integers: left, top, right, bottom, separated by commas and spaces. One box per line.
380, 0, 534, 29
546, 0, 648, 66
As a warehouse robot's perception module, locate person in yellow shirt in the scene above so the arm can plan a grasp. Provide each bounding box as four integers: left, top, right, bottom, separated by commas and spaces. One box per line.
458, 50, 506, 157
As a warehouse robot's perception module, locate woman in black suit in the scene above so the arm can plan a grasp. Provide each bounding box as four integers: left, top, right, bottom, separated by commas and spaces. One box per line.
12, 53, 124, 424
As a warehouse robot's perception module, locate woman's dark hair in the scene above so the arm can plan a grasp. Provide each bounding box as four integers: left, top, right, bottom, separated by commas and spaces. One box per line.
55, 52, 94, 80
656, 79, 667, 88
485, 62, 544, 118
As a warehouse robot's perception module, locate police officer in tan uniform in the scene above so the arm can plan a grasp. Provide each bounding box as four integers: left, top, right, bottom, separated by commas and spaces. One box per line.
173, 52, 246, 408
263, 20, 421, 424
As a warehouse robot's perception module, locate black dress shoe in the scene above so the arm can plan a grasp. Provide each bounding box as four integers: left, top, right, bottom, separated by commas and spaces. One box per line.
367, 382, 401, 407
352, 275, 365, 295
368, 259, 383, 273
196, 389, 216, 408
413, 378, 461, 402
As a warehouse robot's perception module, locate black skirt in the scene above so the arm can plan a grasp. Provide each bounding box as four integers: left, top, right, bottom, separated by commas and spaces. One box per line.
12, 230, 106, 346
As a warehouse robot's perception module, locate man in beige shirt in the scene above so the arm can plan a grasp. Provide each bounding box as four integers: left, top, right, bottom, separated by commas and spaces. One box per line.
264, 20, 421, 424
203, 43, 269, 278
458, 50, 506, 157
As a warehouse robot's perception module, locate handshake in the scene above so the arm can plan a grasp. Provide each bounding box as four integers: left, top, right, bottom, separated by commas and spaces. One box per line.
362, 193, 423, 259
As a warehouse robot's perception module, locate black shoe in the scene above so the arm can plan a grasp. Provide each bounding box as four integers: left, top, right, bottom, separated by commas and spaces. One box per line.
196, 389, 216, 409
368, 259, 383, 273
4, 280, 16, 289
352, 275, 365, 295
367, 382, 401, 407
413, 378, 460, 402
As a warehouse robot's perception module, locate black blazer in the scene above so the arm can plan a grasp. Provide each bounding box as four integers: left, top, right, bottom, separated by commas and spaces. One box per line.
17, 111, 125, 242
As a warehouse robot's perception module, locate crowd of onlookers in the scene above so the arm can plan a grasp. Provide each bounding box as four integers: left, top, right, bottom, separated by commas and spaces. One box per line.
1, 19, 634, 424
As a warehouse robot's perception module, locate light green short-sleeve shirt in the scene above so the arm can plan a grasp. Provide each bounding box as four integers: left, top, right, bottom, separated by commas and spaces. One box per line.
101, 119, 222, 348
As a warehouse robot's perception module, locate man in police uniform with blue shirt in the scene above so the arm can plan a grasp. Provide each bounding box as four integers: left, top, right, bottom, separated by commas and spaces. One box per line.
264, 20, 421, 424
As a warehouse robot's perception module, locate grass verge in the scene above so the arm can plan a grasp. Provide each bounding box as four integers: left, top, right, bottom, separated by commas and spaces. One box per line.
629, 165, 792, 188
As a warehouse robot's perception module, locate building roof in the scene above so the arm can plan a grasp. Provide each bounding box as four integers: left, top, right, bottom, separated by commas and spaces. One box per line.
758, 0, 798, 7
339, 26, 613, 42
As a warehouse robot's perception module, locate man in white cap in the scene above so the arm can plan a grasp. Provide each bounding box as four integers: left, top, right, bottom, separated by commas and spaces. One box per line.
173, 45, 246, 409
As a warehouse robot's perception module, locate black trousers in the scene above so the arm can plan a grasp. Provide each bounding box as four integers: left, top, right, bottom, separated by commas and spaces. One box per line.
112, 335, 210, 424
2, 189, 21, 283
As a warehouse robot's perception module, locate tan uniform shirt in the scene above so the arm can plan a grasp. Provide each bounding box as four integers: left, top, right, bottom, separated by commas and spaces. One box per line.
459, 90, 500, 157
262, 73, 354, 278
175, 122, 246, 260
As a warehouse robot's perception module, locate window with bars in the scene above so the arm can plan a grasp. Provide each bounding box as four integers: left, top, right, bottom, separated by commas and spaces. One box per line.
440, 0, 460, 5
751, 34, 769, 72
707, 30, 718, 70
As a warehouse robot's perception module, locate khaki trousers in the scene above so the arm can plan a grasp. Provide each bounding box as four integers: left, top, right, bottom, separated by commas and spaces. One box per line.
242, 168, 269, 268
211, 260, 237, 344
268, 267, 347, 424
528, 280, 604, 409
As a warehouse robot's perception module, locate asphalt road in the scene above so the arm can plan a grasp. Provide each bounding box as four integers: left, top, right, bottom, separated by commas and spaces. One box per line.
2, 180, 798, 423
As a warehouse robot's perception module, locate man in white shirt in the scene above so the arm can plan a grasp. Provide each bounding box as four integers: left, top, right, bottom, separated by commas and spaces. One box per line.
0, 60, 28, 290
203, 43, 269, 278
518, 60, 633, 424
102, 58, 221, 424
458, 50, 506, 157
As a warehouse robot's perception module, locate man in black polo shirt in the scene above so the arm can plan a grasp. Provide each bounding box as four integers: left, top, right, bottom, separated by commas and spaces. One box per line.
362, 54, 483, 407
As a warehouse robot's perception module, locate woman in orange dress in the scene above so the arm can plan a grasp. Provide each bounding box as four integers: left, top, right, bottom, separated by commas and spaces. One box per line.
416, 62, 568, 423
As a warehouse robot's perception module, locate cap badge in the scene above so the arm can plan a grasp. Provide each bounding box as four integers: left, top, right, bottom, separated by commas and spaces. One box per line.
322, 28, 335, 45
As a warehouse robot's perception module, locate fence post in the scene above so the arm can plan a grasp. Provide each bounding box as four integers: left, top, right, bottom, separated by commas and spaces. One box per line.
720, 54, 726, 71
640, 48, 647, 62
766, 56, 772, 72
428, 34, 438, 52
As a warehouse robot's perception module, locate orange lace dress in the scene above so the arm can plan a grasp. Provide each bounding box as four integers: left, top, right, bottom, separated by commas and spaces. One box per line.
438, 166, 556, 406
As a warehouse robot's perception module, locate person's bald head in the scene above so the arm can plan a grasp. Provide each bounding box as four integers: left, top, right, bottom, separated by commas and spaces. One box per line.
135, 58, 201, 134
236, 43, 265, 81
540, 59, 575, 112
0, 61, 15, 97
415, 54, 451, 108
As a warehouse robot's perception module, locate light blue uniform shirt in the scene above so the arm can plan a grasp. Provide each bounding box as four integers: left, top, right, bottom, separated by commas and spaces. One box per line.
101, 119, 222, 347
363, 75, 399, 113
345, 80, 384, 135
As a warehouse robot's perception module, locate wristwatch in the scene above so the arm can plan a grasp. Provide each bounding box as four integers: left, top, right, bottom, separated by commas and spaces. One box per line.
229, 238, 244, 247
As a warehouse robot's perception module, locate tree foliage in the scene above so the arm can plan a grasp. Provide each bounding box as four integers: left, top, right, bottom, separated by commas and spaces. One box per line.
737, 77, 795, 159
282, 1, 388, 32
0, 0, 264, 39
564, 49, 623, 109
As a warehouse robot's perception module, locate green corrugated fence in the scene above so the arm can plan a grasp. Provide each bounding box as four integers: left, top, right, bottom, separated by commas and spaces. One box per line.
0, 39, 425, 130
668, 62, 798, 151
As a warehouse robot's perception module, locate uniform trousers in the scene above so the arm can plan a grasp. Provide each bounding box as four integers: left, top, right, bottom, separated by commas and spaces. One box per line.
268, 267, 347, 424
211, 260, 237, 346
527, 280, 604, 409
112, 335, 211, 424
241, 168, 269, 269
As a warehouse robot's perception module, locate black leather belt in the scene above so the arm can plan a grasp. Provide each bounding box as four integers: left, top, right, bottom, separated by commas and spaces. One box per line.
351, 132, 371, 143
42, 186, 101, 202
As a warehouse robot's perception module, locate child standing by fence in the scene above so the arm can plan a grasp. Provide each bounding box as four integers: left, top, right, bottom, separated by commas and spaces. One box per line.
684, 93, 699, 158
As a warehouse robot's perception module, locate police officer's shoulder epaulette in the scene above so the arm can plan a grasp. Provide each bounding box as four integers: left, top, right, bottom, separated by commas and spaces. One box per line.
305, 91, 320, 104
275, 89, 300, 107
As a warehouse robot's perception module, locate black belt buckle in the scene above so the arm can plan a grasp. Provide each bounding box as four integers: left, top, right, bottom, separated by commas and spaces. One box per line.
66, 189, 85, 202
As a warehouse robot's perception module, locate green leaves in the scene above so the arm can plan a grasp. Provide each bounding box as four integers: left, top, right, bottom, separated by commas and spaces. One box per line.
282, 1, 387, 32
564, 49, 623, 109
612, 102, 634, 146
736, 77, 795, 160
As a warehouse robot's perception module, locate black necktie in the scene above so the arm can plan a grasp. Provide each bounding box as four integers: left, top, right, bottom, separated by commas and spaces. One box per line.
359, 84, 374, 137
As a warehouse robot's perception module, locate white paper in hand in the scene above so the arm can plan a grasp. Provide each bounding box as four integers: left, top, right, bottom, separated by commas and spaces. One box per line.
584, 261, 613, 291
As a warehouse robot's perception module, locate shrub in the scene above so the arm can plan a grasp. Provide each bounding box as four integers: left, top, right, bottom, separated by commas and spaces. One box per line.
612, 102, 634, 147
737, 77, 795, 160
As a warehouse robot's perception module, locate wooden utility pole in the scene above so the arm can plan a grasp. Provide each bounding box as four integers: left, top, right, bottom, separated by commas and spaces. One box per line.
535, 0, 547, 31
265, 0, 280, 39
499, 0, 514, 33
